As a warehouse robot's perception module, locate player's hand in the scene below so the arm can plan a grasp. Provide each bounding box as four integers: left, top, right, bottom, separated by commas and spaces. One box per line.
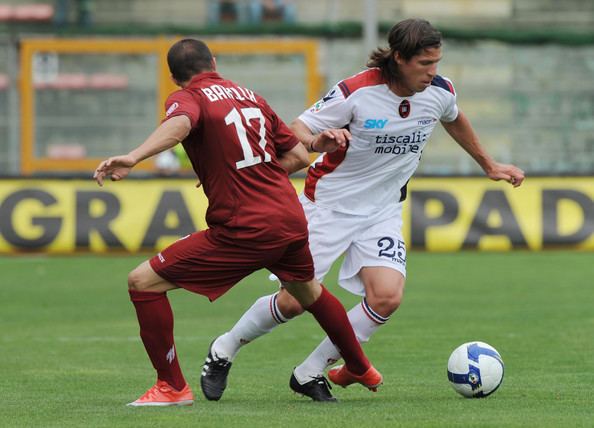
486, 163, 525, 188
93, 155, 136, 187
311, 129, 351, 153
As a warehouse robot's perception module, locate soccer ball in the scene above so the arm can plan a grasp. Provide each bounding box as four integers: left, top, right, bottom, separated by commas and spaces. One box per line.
447, 341, 504, 398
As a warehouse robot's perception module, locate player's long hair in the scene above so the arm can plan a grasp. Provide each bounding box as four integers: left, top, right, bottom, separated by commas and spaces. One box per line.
168, 39, 214, 83
367, 19, 442, 87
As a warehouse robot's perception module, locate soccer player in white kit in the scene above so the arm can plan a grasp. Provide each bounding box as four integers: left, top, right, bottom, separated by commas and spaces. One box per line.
201, 18, 525, 402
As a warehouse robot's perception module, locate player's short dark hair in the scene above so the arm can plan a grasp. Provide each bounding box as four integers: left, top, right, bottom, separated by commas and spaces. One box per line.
167, 39, 214, 83
367, 19, 442, 86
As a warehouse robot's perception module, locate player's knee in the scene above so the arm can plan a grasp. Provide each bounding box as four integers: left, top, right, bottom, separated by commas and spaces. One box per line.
277, 290, 305, 319
366, 284, 404, 317
127, 268, 145, 291
367, 294, 401, 317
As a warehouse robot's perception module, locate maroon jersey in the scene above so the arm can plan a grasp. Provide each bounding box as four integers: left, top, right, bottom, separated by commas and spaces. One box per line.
163, 72, 307, 247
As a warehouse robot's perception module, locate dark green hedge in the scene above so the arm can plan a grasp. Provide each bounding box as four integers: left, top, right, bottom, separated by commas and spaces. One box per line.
3, 21, 594, 45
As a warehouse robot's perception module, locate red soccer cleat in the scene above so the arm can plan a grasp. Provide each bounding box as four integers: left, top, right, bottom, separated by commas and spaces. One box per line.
327, 365, 383, 391
127, 380, 194, 407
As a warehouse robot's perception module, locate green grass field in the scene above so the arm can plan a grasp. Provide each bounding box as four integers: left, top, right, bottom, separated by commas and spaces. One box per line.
1, 252, 593, 427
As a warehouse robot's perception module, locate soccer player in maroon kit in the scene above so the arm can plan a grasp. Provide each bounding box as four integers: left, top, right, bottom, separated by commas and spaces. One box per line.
93, 38, 382, 406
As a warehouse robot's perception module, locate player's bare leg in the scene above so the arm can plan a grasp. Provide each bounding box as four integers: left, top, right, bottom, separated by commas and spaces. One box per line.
127, 261, 194, 406
359, 267, 405, 319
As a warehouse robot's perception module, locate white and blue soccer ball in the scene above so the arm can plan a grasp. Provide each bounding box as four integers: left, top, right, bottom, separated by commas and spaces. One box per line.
447, 341, 504, 398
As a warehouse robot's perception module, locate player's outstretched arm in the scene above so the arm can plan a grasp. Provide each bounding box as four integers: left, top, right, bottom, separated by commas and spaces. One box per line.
277, 142, 310, 175
289, 119, 350, 154
93, 115, 191, 186
441, 110, 525, 188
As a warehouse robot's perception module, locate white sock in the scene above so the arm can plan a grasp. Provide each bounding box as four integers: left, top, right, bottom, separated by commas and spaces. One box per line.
212, 293, 287, 361
293, 298, 389, 384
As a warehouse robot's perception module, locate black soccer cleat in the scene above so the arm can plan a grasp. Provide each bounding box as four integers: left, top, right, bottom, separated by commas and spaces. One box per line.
200, 343, 232, 401
290, 372, 337, 402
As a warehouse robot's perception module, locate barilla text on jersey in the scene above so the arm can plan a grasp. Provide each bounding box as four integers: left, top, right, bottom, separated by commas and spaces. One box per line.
201, 84, 257, 103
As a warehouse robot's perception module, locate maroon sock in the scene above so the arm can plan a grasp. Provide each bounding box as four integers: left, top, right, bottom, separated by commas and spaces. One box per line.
129, 290, 186, 391
305, 285, 370, 375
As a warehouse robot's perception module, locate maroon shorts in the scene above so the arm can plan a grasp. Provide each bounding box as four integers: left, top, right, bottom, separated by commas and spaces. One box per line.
149, 229, 314, 301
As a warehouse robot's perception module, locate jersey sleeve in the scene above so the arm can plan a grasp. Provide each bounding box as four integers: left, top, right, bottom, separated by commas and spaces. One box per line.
162, 90, 201, 128
298, 84, 353, 133
272, 118, 299, 154
439, 77, 459, 123
256, 95, 299, 154
264, 99, 299, 154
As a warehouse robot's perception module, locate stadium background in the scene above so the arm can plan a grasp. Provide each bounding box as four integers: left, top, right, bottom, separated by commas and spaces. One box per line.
0, 2, 593, 427
0, 0, 592, 253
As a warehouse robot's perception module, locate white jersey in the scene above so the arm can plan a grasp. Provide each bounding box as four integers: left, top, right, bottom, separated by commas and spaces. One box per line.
300, 68, 458, 216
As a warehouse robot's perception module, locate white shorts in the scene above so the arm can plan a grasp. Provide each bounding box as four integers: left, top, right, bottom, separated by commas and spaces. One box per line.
300, 195, 406, 296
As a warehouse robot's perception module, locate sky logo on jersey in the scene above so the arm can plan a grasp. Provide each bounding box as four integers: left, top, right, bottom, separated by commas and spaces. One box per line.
364, 119, 388, 129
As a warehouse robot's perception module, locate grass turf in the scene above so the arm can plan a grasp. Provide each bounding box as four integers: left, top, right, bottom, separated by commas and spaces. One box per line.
0, 252, 592, 427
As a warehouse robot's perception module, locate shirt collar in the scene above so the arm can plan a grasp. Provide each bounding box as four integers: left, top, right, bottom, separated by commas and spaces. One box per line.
187, 71, 222, 87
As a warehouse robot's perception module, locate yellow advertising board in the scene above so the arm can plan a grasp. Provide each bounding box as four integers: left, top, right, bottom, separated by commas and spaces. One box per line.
0, 179, 209, 253
0, 177, 592, 253
403, 177, 593, 251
